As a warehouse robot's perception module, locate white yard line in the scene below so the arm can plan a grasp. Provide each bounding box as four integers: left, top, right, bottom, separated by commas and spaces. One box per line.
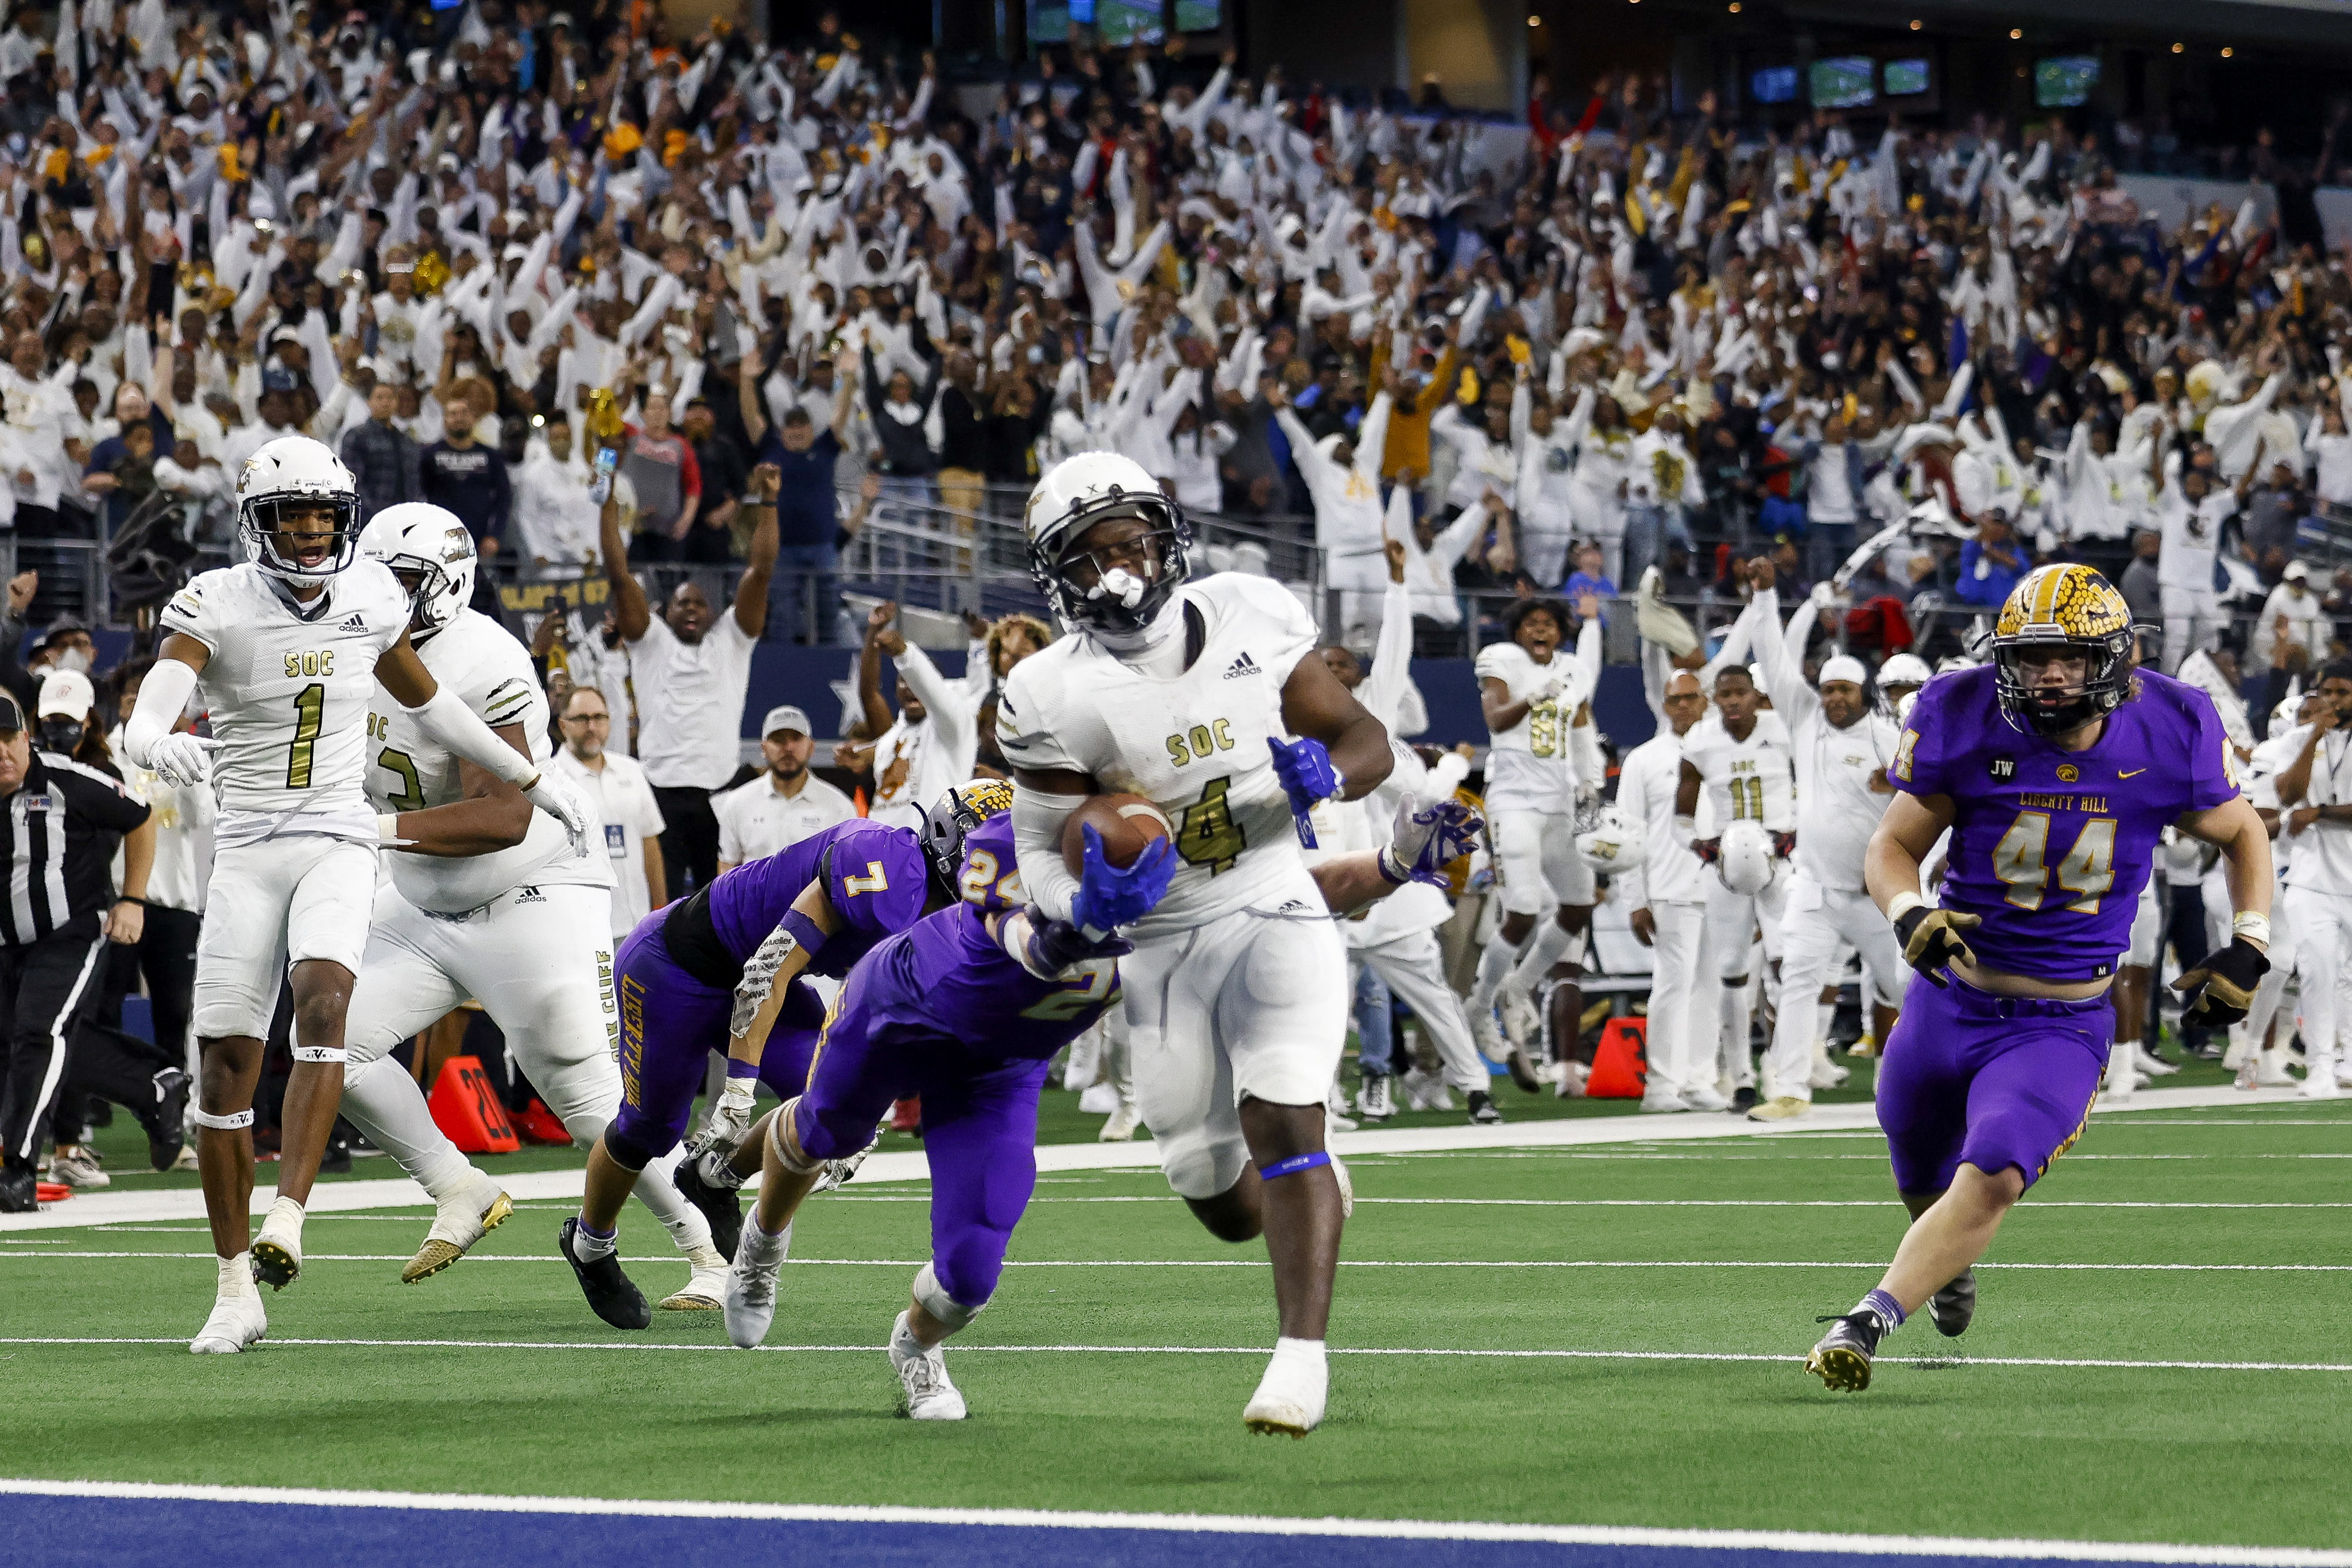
3, 1083, 2330, 1234
5, 1477, 2348, 1567
6, 1253, 2347, 1272
4, 1337, 2351, 1377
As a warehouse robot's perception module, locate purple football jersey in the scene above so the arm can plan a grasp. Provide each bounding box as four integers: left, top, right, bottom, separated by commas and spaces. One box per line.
866, 815, 1121, 1059
1892, 665, 2239, 980
706, 818, 931, 979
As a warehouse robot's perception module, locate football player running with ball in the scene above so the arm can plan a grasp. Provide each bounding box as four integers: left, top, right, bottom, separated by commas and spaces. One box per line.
1807, 565, 2271, 1390
997, 451, 1394, 1438
122, 439, 589, 1354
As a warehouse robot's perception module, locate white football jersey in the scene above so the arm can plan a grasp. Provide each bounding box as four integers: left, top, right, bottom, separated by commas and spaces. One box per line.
1680, 710, 1797, 834
366, 608, 609, 914
160, 560, 408, 842
1475, 639, 1593, 812
997, 574, 1326, 939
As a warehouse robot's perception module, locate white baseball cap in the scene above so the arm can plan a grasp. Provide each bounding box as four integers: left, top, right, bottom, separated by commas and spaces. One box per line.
1817, 655, 1869, 688
761, 704, 813, 738
2284, 560, 2311, 583
37, 667, 94, 720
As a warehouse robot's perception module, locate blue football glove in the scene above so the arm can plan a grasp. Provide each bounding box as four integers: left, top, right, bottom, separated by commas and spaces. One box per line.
1024, 916, 1135, 977
1379, 794, 1483, 887
1069, 825, 1178, 936
1267, 735, 1343, 849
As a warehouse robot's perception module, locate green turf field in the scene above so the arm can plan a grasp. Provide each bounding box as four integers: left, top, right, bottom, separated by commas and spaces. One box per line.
7, 1090, 2350, 1549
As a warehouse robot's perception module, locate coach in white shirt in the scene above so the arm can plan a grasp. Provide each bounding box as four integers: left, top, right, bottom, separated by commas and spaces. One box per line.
601, 462, 778, 893
550, 686, 669, 938
1617, 658, 1728, 1112
715, 704, 857, 873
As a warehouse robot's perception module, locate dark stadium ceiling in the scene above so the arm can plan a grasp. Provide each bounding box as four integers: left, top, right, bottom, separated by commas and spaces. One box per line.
1703, 0, 2352, 52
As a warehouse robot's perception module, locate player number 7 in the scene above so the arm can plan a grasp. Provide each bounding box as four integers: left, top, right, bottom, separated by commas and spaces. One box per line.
1990, 811, 2118, 914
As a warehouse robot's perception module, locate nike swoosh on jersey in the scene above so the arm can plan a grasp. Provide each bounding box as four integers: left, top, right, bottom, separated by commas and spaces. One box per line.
2119, 768, 2148, 777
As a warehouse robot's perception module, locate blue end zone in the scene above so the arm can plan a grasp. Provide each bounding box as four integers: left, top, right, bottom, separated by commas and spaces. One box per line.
0, 1496, 2226, 1568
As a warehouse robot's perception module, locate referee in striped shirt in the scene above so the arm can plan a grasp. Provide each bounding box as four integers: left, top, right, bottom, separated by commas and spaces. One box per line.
0, 689, 152, 1211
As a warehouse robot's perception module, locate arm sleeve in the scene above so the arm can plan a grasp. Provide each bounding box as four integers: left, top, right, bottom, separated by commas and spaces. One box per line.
122, 652, 199, 771
1011, 784, 1083, 924
405, 684, 539, 785
893, 639, 977, 737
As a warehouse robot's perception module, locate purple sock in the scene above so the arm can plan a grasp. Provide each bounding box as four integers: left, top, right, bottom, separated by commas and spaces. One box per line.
1854, 1287, 1905, 1330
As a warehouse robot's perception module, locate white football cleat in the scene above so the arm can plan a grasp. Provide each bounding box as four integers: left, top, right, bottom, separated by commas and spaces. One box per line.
1098, 1100, 1140, 1141
1552, 1060, 1590, 1098
250, 1200, 305, 1291
189, 1291, 266, 1354
2255, 1052, 2300, 1087
660, 1244, 731, 1311
890, 1311, 968, 1420
403, 1171, 513, 1284
723, 1221, 790, 1348
1680, 1083, 1732, 1112
1077, 1082, 1120, 1114
1242, 1346, 1327, 1438
2299, 1071, 2341, 1101
2134, 1046, 2180, 1078
1639, 1087, 1688, 1113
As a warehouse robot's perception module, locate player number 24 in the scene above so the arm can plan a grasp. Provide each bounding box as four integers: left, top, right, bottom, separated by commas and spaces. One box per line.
1990, 811, 2118, 913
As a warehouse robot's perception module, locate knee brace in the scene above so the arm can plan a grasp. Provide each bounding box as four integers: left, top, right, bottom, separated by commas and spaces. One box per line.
768, 1098, 826, 1175
602, 1121, 666, 1174
190, 1106, 254, 1131
912, 1261, 989, 1330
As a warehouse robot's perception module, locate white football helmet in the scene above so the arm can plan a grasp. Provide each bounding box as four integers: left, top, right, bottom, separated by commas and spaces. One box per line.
1024, 450, 1190, 632
1575, 805, 1646, 874
1876, 652, 1933, 693
1717, 818, 1774, 896
359, 502, 477, 641
238, 435, 362, 583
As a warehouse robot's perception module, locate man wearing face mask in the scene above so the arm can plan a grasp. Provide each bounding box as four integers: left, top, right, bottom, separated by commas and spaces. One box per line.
0, 687, 154, 1210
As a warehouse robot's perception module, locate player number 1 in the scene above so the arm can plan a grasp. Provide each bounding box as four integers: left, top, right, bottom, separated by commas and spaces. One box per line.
1991, 811, 2118, 913
285, 683, 324, 789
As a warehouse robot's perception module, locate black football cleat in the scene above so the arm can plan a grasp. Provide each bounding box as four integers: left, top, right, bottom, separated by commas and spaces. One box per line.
1805, 1311, 1883, 1391
146, 1068, 190, 1172
1466, 1090, 1503, 1125
674, 1151, 744, 1263
559, 1218, 651, 1330
1927, 1267, 1976, 1337
0, 1166, 34, 1213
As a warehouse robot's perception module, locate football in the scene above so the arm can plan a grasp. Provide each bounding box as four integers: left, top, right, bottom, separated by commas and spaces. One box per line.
1061, 791, 1174, 873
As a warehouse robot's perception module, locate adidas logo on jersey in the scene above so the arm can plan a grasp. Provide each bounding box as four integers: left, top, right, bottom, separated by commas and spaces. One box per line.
336, 613, 368, 633
1275, 899, 1312, 914
514, 886, 546, 904
1224, 652, 1262, 680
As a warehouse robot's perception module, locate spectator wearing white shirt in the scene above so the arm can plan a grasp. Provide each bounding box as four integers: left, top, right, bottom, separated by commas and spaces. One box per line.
2252, 560, 2330, 672
549, 687, 668, 939
853, 600, 980, 830
715, 704, 858, 873
2152, 424, 2254, 672
598, 460, 780, 893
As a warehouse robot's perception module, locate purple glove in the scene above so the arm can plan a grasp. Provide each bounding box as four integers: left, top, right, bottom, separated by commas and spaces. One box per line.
1267, 735, 1343, 849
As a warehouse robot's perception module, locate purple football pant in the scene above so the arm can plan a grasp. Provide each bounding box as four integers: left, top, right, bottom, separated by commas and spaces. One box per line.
1875, 977, 2109, 1194
609, 919, 822, 1158
791, 979, 1051, 1314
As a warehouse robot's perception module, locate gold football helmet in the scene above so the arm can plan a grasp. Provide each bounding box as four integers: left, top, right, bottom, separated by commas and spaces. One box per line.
918, 779, 1016, 898
1991, 565, 2135, 735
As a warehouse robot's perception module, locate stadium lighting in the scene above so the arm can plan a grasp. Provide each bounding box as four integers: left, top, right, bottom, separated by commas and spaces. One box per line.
2009, 28, 2022, 39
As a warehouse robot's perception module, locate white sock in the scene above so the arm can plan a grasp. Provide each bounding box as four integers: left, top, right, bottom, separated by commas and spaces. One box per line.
341, 1055, 474, 1199
635, 1148, 716, 1255
1507, 920, 1577, 996
892, 1310, 927, 1357
1471, 929, 1519, 1011
217, 1251, 257, 1299
571, 1217, 617, 1260
740, 1213, 792, 1267
1720, 982, 1755, 1085
1816, 1001, 1836, 1048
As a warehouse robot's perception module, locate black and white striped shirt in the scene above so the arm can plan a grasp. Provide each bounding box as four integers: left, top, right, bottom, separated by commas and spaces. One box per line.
2, 752, 151, 946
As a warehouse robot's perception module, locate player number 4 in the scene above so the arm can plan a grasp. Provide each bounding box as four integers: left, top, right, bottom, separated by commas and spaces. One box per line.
1990, 811, 2118, 913
1175, 776, 1246, 874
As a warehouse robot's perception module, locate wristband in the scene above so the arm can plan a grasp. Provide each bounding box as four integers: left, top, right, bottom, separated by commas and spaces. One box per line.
1673, 814, 1696, 842
725, 1058, 760, 1081
1376, 845, 1408, 885
115, 894, 148, 907
2232, 911, 2272, 947
378, 813, 401, 845
777, 907, 829, 961
1886, 890, 1924, 924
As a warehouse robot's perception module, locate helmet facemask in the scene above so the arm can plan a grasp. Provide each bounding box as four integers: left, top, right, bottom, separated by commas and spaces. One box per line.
917, 779, 1016, 903
1031, 494, 1190, 634
244, 491, 362, 584
1993, 632, 2132, 737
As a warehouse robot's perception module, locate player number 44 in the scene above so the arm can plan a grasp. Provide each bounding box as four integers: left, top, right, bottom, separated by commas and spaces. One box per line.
1991, 811, 2118, 913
